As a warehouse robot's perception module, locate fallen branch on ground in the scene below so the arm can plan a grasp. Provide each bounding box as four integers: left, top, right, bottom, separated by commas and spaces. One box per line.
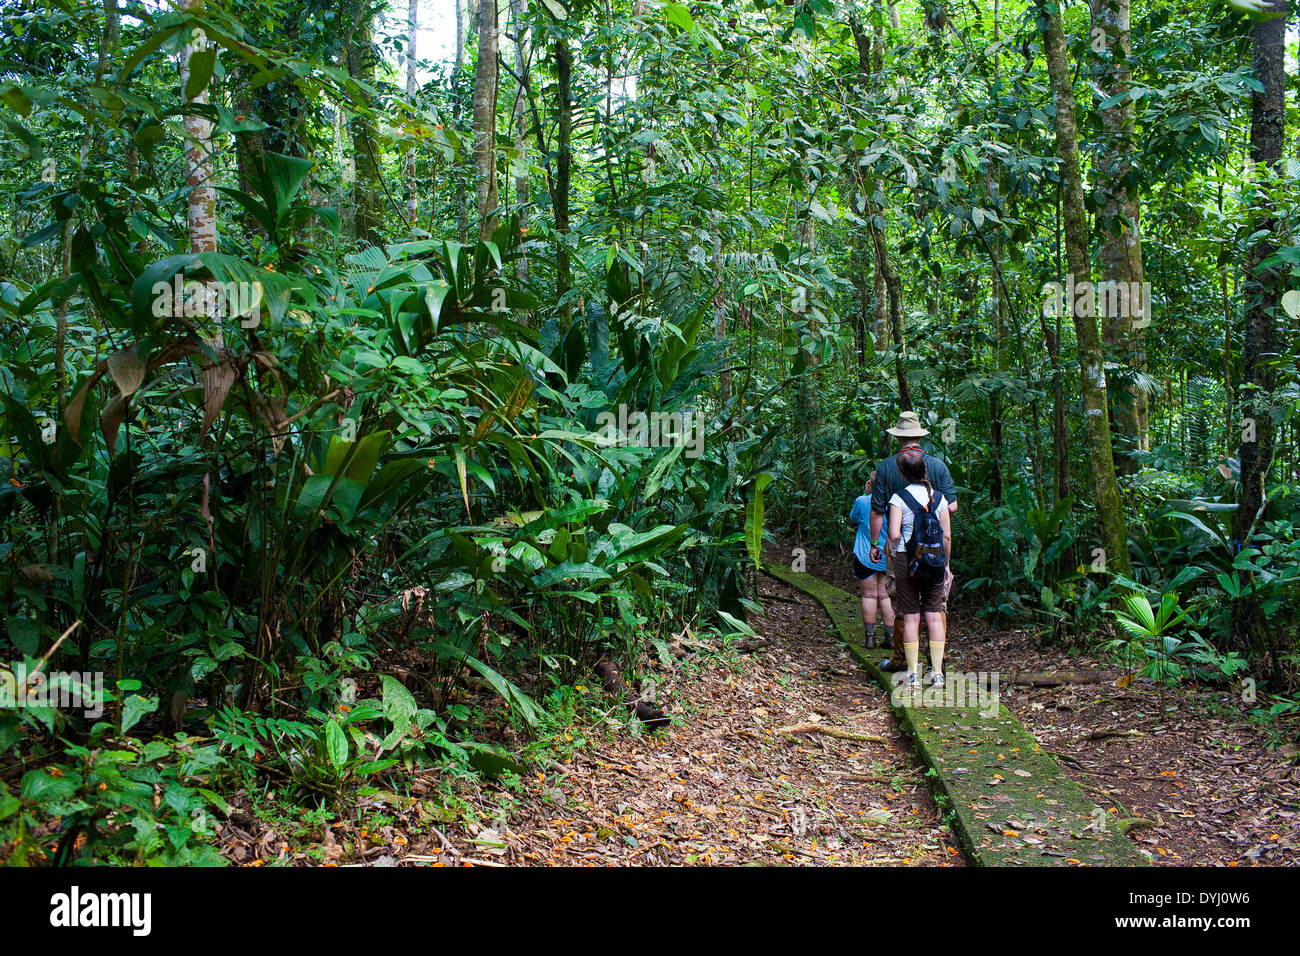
1005, 669, 1121, 687
776, 722, 888, 743
1078, 728, 1146, 743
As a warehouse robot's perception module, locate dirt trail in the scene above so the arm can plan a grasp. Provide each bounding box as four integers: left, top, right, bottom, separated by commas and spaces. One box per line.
489, 575, 962, 866
784, 536, 1300, 867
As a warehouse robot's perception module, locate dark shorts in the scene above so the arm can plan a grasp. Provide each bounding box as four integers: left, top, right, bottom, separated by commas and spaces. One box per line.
851, 555, 883, 580
888, 550, 948, 615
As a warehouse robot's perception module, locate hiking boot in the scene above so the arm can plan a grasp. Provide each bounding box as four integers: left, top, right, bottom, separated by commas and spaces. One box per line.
864, 630, 877, 649
880, 657, 905, 672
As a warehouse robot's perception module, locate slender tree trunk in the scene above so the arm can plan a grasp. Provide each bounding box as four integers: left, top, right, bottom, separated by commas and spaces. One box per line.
232, 80, 265, 235
851, 231, 868, 367
987, 0, 1006, 506
510, 0, 531, 283
455, 0, 469, 241
712, 206, 730, 402
1037, 0, 1130, 575
872, 235, 888, 352
472, 0, 499, 240
846, 9, 877, 365
793, 212, 820, 536
406, 0, 419, 227
181, 2, 216, 261
986, 176, 1006, 506
346, 5, 383, 245
178, 0, 221, 725
1231, 0, 1287, 661
1091, 0, 1147, 473
869, 217, 909, 410
554, 34, 572, 325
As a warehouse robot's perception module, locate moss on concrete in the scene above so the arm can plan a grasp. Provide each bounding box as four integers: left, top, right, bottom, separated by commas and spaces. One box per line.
762, 558, 1150, 867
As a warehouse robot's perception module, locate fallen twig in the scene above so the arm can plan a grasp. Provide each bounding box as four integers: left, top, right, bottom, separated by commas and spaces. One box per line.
1077, 729, 1147, 744
777, 722, 888, 744
429, 827, 461, 857
1005, 669, 1121, 687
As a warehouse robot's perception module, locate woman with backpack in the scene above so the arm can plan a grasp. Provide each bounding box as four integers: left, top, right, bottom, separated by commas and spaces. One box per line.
886, 448, 952, 691
850, 476, 894, 649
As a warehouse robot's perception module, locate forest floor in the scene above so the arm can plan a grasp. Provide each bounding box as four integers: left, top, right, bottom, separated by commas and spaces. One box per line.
472, 573, 964, 866
216, 572, 962, 866
213, 543, 1298, 867
793, 538, 1300, 867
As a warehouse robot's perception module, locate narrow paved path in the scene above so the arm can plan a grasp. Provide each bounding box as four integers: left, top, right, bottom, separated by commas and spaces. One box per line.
496, 575, 961, 866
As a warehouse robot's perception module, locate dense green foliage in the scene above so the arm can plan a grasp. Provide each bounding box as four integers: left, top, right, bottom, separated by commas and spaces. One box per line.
0, 0, 1295, 864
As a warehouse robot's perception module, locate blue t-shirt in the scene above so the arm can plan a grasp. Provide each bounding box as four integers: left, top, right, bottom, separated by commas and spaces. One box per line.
850, 495, 888, 571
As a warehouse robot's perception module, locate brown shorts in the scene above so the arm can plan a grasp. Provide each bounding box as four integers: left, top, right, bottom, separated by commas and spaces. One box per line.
888, 549, 948, 616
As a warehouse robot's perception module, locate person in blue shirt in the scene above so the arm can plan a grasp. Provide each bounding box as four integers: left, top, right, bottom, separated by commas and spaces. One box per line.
850, 475, 894, 648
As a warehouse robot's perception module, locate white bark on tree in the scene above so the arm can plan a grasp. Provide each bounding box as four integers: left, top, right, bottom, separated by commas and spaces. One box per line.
180, 0, 220, 344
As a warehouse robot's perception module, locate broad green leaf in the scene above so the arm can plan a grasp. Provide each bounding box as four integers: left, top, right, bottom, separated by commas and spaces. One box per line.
121, 694, 159, 735
324, 719, 349, 771
745, 473, 773, 569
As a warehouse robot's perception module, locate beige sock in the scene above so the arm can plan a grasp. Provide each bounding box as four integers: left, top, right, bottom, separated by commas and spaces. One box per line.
904, 641, 920, 675
929, 640, 945, 675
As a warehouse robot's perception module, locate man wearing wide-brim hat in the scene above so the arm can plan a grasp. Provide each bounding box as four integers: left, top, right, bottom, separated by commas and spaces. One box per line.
868, 411, 959, 672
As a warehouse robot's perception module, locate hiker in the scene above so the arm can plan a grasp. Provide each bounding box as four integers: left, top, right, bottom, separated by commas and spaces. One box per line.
867, 411, 958, 671
850, 476, 893, 648
887, 447, 952, 690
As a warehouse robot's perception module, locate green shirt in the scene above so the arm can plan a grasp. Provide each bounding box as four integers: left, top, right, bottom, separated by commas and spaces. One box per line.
869, 444, 958, 515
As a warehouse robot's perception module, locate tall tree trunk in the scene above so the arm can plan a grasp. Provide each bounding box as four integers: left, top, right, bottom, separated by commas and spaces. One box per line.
1231, 0, 1287, 661
554, 34, 572, 325
510, 0, 531, 283
851, 231, 869, 367
346, 5, 383, 245
1037, 0, 1130, 575
178, 0, 220, 725
872, 236, 889, 353
793, 212, 820, 537
454, 0, 469, 241
232, 80, 265, 235
987, 0, 1005, 506
846, 9, 879, 365
472, 0, 499, 240
712, 207, 730, 402
1091, 0, 1147, 473
405, 0, 419, 227
849, 11, 904, 401
869, 218, 910, 410
181, 2, 217, 262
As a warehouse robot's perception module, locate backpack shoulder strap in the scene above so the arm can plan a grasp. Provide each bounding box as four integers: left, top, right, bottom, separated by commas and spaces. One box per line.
930, 490, 943, 511
897, 488, 926, 513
